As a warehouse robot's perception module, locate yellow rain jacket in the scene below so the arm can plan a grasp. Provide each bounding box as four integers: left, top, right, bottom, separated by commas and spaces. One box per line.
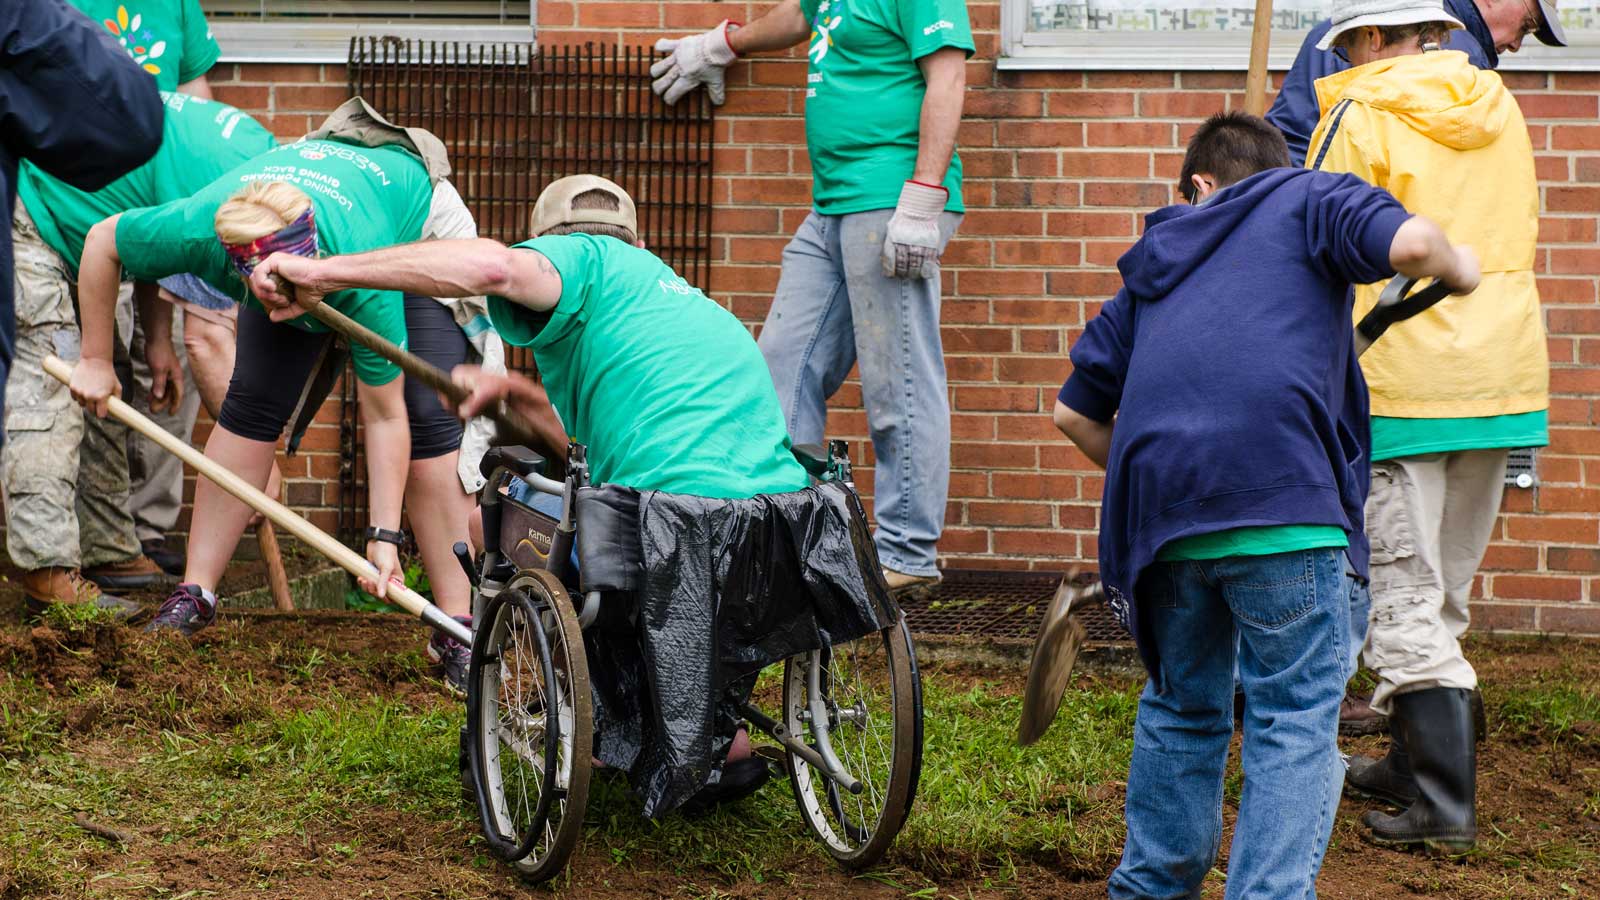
1307, 50, 1548, 419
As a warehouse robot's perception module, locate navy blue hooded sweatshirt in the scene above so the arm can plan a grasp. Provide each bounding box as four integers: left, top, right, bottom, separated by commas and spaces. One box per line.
0, 0, 162, 424
1267, 0, 1496, 166
1058, 168, 1412, 683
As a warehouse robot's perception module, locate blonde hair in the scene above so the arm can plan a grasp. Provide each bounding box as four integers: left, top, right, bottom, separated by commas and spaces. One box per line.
214, 181, 313, 245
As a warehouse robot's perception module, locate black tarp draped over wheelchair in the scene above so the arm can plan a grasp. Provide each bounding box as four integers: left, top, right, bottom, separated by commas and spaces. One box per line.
573, 479, 897, 817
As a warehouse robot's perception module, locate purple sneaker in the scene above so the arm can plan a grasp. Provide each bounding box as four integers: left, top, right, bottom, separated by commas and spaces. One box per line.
146, 584, 216, 636
428, 616, 473, 695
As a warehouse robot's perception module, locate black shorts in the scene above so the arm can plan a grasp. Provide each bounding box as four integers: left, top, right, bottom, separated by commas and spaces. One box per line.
217, 296, 468, 459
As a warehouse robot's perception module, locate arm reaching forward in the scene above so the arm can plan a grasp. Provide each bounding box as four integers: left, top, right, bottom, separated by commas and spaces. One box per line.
249, 238, 565, 322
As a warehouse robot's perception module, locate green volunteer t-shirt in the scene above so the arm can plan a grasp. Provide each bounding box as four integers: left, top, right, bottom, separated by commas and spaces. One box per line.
17, 93, 276, 274
114, 140, 435, 385
798, 0, 973, 215
1370, 411, 1549, 462
488, 234, 810, 498
1157, 525, 1349, 562
71, 0, 220, 92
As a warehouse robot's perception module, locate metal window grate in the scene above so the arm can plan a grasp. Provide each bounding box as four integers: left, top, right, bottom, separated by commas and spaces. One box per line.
335, 40, 716, 546
1505, 447, 1537, 489
898, 570, 1130, 644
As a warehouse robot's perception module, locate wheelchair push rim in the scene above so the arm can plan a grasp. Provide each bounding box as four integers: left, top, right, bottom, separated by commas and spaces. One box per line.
467, 569, 592, 882
783, 613, 924, 868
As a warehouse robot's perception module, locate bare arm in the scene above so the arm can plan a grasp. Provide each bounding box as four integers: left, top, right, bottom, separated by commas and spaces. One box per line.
134, 281, 183, 413
250, 238, 564, 321
177, 74, 213, 98
727, 0, 812, 54
67, 216, 128, 417
1387, 216, 1480, 294
451, 365, 569, 462
912, 48, 966, 185
355, 377, 410, 599
1053, 400, 1113, 470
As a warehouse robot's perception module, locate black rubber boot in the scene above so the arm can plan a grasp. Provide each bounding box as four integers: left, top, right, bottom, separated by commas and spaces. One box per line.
1361, 687, 1477, 854
1471, 689, 1487, 744
1345, 708, 1417, 808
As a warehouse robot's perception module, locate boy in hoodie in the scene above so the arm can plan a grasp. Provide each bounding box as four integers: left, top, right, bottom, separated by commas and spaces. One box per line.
1055, 112, 1478, 900
1307, 0, 1548, 854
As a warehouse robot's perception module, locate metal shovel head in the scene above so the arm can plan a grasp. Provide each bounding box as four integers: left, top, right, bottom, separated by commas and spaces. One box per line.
1018, 575, 1103, 746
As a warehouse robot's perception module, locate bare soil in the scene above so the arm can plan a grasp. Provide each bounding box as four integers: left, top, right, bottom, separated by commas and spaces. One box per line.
1, 591, 1595, 899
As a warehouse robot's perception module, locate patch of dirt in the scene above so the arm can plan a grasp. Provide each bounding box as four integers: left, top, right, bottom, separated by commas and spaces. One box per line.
3, 602, 1596, 898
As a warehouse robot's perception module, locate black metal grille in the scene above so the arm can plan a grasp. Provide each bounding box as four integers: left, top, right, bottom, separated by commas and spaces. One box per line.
336, 39, 716, 545
900, 569, 1130, 644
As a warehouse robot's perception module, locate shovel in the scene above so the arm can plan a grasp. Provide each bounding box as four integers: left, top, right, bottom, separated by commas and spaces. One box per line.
1018, 274, 1459, 746
43, 355, 470, 645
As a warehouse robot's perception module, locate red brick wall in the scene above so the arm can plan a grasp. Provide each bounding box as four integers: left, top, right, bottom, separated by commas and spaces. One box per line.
198, 0, 1600, 633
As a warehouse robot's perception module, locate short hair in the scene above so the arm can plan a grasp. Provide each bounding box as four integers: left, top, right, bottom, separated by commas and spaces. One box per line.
1179, 112, 1291, 204
1332, 22, 1453, 54
214, 181, 313, 245
537, 188, 638, 244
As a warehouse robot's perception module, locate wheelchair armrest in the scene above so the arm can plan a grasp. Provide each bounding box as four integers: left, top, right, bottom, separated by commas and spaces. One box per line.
480, 445, 547, 482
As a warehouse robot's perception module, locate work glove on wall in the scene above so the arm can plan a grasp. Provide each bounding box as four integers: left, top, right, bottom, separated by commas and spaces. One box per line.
651, 21, 739, 106
882, 180, 948, 279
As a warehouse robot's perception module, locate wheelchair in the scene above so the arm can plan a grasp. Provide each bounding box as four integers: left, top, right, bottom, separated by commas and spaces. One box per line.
459, 441, 925, 883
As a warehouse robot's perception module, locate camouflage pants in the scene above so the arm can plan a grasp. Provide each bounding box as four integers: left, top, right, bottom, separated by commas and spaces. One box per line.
2, 204, 142, 571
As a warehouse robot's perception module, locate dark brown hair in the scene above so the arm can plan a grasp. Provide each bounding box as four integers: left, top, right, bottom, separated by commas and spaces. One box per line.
1179, 112, 1291, 204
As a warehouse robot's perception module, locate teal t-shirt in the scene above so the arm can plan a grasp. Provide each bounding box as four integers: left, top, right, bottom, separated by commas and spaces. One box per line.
1157, 525, 1349, 562
1371, 411, 1549, 462
114, 140, 436, 385
798, 0, 973, 215
71, 0, 220, 91
17, 93, 276, 274
488, 234, 809, 498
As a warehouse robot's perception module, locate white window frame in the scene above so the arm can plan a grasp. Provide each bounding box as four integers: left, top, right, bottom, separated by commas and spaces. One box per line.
999, 1, 1600, 71
210, 4, 535, 64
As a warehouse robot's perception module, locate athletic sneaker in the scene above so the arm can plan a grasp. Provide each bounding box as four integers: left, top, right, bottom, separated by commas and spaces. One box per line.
428, 616, 474, 696
146, 584, 216, 636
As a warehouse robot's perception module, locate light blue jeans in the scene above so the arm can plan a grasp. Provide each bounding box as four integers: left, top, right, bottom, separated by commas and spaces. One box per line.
757, 209, 962, 577
1110, 549, 1350, 900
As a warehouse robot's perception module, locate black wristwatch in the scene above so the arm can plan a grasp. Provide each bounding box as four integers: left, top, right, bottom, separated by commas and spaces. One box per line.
365, 526, 406, 547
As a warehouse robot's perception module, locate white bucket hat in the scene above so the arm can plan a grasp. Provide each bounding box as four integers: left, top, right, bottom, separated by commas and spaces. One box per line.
1316, 0, 1465, 50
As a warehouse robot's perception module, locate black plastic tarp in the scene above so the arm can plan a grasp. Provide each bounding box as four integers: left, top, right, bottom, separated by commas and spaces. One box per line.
574, 480, 896, 817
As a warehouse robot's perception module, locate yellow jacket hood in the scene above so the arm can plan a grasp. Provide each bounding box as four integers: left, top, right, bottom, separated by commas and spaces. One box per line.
1315, 50, 1512, 151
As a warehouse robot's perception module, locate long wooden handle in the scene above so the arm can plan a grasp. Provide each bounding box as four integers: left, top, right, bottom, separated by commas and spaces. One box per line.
257, 521, 295, 612
1245, 0, 1274, 117
294, 295, 549, 451
43, 355, 468, 645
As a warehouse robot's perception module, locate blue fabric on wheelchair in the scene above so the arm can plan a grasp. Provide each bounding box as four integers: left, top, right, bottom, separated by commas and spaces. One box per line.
573, 479, 896, 818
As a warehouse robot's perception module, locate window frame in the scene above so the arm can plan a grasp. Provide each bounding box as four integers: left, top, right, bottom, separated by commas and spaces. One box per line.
999, 0, 1600, 71
208, 3, 535, 64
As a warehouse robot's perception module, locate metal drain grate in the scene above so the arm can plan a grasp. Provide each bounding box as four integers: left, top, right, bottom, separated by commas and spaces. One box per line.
900, 569, 1130, 644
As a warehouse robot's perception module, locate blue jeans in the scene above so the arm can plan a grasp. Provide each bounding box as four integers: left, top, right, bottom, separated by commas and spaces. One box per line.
757, 209, 961, 576
1110, 550, 1350, 900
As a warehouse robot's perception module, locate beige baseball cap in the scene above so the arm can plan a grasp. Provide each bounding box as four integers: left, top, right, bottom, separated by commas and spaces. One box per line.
530, 174, 637, 237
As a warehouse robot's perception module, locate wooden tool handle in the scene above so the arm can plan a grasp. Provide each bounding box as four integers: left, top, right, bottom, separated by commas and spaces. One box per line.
43, 355, 467, 644
288, 291, 549, 452
257, 521, 295, 612
1245, 0, 1274, 117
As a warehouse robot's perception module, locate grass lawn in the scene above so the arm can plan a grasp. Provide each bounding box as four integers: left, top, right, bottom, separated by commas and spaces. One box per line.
1, 606, 1595, 899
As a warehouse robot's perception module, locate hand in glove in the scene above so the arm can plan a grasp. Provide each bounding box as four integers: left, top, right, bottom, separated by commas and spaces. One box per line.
651, 20, 739, 106
882, 181, 948, 279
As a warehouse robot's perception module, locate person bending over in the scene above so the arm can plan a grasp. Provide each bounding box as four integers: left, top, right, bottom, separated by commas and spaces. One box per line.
67, 130, 498, 693
1053, 112, 1478, 900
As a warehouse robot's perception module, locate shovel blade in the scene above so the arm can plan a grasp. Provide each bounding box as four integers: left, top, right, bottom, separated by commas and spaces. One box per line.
1018, 576, 1103, 746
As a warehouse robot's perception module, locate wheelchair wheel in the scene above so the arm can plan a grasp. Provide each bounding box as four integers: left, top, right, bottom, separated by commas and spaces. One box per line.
783, 613, 923, 869
466, 569, 592, 883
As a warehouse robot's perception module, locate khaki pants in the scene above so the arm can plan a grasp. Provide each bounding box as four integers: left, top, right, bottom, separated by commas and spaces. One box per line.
2, 204, 142, 571
1364, 449, 1509, 714
118, 284, 203, 542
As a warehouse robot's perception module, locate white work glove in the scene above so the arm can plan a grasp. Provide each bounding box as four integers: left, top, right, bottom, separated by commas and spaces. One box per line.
651, 21, 739, 106
882, 181, 948, 279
